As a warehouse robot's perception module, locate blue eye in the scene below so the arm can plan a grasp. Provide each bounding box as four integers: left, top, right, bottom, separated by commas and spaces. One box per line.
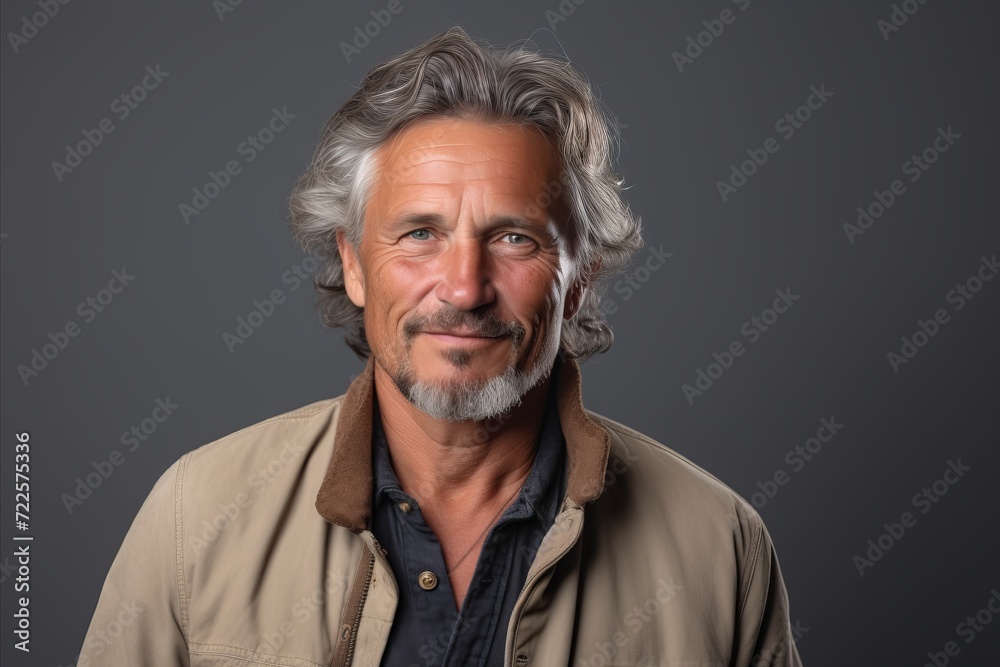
409, 229, 431, 240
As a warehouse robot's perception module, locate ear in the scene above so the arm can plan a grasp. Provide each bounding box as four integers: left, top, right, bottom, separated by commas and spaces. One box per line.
563, 256, 600, 320
337, 229, 366, 308
563, 281, 584, 320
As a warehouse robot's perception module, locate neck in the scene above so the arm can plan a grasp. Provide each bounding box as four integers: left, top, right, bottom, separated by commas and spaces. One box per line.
373, 360, 552, 509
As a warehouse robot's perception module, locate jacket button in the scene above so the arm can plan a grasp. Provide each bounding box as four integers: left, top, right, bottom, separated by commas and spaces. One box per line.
399, 501, 412, 513
418, 571, 438, 590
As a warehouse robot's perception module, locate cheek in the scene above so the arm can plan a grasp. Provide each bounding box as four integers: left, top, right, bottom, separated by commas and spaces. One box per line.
364, 257, 429, 335
498, 266, 562, 329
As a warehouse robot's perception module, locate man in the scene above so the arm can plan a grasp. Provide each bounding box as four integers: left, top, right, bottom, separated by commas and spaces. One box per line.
79, 27, 802, 667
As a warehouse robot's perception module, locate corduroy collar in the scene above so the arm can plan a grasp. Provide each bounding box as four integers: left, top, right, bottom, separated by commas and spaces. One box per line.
315, 353, 612, 533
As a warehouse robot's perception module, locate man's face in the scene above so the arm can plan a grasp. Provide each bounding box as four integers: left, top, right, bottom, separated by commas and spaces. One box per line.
338, 117, 585, 422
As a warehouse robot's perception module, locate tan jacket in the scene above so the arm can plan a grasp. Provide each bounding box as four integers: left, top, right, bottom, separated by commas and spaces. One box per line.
79, 354, 803, 666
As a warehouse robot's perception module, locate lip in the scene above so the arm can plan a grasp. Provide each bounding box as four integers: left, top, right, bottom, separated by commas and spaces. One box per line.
424, 330, 496, 337
422, 332, 505, 345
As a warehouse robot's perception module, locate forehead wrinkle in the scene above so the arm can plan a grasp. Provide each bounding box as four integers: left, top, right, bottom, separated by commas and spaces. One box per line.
392, 149, 527, 173
369, 119, 563, 232
383, 121, 554, 168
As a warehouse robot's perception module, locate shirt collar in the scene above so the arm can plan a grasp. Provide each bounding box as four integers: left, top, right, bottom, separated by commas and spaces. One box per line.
316, 351, 611, 533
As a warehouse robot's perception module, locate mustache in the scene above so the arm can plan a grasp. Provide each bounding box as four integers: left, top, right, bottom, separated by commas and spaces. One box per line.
403, 309, 524, 340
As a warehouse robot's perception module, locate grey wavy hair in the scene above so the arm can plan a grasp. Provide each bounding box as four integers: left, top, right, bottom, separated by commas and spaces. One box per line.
288, 26, 643, 361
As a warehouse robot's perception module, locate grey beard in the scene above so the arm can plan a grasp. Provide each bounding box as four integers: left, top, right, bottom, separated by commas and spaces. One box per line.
388, 332, 559, 422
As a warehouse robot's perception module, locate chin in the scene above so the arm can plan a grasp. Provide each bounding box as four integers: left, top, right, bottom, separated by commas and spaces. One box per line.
397, 346, 556, 422
407, 363, 528, 422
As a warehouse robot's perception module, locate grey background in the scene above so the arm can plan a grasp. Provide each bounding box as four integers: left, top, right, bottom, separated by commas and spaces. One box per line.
2, 0, 998, 665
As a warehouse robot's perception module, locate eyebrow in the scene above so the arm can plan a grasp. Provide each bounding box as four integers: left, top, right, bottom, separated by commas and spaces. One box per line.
384, 212, 446, 231
384, 212, 553, 239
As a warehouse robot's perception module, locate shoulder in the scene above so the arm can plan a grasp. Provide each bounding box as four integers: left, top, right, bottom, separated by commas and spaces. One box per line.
586, 409, 749, 508
584, 409, 765, 555
578, 412, 801, 660
156, 395, 347, 523
181, 396, 344, 471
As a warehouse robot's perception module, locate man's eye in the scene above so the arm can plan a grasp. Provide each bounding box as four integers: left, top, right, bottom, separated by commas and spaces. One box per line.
408, 229, 431, 240
504, 233, 532, 245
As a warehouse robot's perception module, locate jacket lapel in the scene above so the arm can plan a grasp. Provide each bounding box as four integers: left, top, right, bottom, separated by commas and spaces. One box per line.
314, 353, 611, 531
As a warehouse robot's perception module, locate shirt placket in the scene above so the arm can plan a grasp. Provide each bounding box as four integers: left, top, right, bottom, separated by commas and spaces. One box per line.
386, 488, 460, 664
439, 500, 530, 667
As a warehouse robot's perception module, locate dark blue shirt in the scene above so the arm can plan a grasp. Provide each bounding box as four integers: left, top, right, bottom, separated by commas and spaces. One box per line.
369, 374, 567, 667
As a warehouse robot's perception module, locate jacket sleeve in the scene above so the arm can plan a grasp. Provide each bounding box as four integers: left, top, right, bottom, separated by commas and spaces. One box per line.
76, 456, 190, 666
731, 501, 803, 667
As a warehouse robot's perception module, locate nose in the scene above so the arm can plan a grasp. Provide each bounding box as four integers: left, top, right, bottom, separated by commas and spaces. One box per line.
434, 238, 496, 311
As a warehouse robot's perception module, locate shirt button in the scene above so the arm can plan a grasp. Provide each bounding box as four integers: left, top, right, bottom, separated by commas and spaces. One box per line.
398, 501, 412, 513
418, 571, 438, 590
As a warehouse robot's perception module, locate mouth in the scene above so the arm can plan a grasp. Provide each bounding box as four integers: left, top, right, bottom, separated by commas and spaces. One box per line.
424, 330, 499, 338
421, 331, 507, 345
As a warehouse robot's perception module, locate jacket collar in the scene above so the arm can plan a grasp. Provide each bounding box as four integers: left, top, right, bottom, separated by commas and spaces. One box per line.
315, 352, 612, 533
